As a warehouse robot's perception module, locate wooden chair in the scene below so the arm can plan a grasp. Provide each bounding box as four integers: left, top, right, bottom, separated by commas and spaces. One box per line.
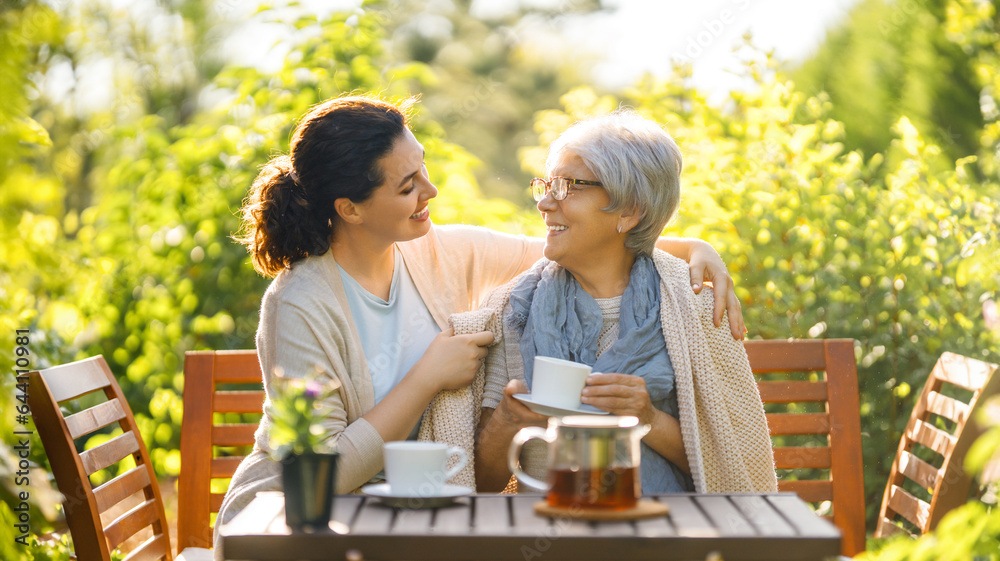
744, 339, 865, 557
177, 351, 263, 551
27, 356, 210, 561
875, 352, 1000, 538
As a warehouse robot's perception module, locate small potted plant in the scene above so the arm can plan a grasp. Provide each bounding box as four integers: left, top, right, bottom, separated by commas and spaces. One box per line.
266, 372, 340, 532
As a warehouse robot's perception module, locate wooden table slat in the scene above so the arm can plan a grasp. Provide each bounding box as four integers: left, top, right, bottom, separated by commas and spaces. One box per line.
593, 519, 635, 536
473, 495, 510, 534
509, 495, 554, 535
332, 495, 363, 528
634, 496, 676, 537
391, 506, 434, 534
663, 495, 719, 537
729, 495, 798, 537
227, 491, 285, 535
351, 498, 395, 534
432, 498, 473, 535
766, 494, 842, 538
696, 495, 758, 537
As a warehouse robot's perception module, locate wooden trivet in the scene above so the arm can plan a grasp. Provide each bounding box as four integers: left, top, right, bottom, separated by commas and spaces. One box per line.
533, 499, 668, 521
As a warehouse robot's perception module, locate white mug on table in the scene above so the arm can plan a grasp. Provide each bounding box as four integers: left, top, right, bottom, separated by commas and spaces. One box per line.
383, 441, 468, 496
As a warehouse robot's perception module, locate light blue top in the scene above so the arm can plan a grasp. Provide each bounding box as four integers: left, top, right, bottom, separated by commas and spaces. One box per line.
337, 249, 441, 406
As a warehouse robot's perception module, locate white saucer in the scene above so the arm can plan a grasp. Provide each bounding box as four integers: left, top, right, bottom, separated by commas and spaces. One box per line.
361, 483, 473, 508
512, 394, 609, 417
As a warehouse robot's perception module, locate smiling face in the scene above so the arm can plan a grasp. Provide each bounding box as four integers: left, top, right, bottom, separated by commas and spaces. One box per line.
537, 149, 629, 276
352, 128, 437, 245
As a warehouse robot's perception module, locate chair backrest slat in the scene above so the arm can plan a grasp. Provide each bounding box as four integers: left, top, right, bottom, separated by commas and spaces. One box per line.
105, 499, 161, 551
757, 380, 828, 402
65, 399, 127, 440
744, 339, 827, 371
887, 485, 930, 529
28, 355, 173, 561
122, 534, 170, 561
213, 391, 267, 413
897, 451, 939, 490
923, 391, 969, 424
177, 350, 263, 551
745, 338, 865, 558
773, 446, 831, 469
876, 352, 1000, 537
210, 457, 244, 479
79, 432, 140, 476
908, 419, 955, 457
42, 359, 113, 402
766, 412, 829, 435
875, 517, 910, 538
94, 466, 152, 513
933, 356, 991, 391
210, 351, 265, 383
779, 479, 833, 502
211, 424, 258, 446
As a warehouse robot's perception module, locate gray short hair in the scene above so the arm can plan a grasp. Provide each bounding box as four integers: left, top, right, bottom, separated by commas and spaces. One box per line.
546, 109, 682, 256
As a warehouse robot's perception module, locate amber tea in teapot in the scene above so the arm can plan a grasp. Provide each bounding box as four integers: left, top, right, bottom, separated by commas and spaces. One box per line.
509, 415, 650, 510
548, 466, 638, 509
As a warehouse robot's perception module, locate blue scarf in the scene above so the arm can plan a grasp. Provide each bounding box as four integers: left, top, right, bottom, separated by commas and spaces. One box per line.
506, 255, 693, 493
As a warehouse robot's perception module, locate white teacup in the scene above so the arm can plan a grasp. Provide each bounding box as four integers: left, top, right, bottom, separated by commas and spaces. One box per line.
530, 356, 595, 411
383, 442, 468, 496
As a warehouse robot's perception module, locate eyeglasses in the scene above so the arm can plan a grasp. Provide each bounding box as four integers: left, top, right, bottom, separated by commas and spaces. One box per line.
529, 176, 603, 201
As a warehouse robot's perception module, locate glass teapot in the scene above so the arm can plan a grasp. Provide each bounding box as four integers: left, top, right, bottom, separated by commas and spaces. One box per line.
508, 415, 651, 510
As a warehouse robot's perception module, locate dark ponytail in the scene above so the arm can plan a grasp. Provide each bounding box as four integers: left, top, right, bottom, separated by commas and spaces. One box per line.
237, 96, 412, 277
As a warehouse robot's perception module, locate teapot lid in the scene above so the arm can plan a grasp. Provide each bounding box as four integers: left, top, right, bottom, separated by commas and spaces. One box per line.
558, 415, 641, 429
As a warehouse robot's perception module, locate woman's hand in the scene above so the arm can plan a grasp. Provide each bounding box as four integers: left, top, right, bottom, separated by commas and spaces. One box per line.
687, 240, 745, 340
581, 373, 690, 473
580, 373, 657, 425
366, 328, 492, 445
494, 379, 549, 430
415, 328, 493, 391
475, 379, 548, 491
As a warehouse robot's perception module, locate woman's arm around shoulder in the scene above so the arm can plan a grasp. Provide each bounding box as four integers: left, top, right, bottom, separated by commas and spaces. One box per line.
433, 225, 746, 337
655, 237, 745, 340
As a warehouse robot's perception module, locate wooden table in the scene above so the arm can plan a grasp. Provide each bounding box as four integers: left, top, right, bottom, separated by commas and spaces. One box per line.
219, 492, 841, 561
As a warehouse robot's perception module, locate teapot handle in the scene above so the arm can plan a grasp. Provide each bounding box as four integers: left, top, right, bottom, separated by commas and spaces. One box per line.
508, 426, 550, 492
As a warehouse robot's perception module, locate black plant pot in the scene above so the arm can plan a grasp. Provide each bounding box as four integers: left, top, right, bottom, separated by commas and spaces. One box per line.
282, 452, 339, 532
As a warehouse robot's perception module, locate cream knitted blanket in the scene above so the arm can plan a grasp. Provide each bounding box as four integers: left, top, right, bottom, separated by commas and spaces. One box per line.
425, 250, 777, 493
416, 306, 502, 489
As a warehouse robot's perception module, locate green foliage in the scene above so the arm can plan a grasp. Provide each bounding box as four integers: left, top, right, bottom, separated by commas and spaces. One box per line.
792, 0, 986, 166
374, 0, 605, 203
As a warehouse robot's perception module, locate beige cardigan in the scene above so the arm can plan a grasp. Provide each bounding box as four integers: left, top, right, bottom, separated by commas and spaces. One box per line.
214, 225, 541, 553
444, 250, 778, 494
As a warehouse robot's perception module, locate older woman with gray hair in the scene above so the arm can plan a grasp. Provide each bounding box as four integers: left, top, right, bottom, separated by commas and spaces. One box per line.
472, 109, 777, 494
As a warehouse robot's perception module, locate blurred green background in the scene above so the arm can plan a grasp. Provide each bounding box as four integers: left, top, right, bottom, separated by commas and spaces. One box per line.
2, 0, 999, 559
